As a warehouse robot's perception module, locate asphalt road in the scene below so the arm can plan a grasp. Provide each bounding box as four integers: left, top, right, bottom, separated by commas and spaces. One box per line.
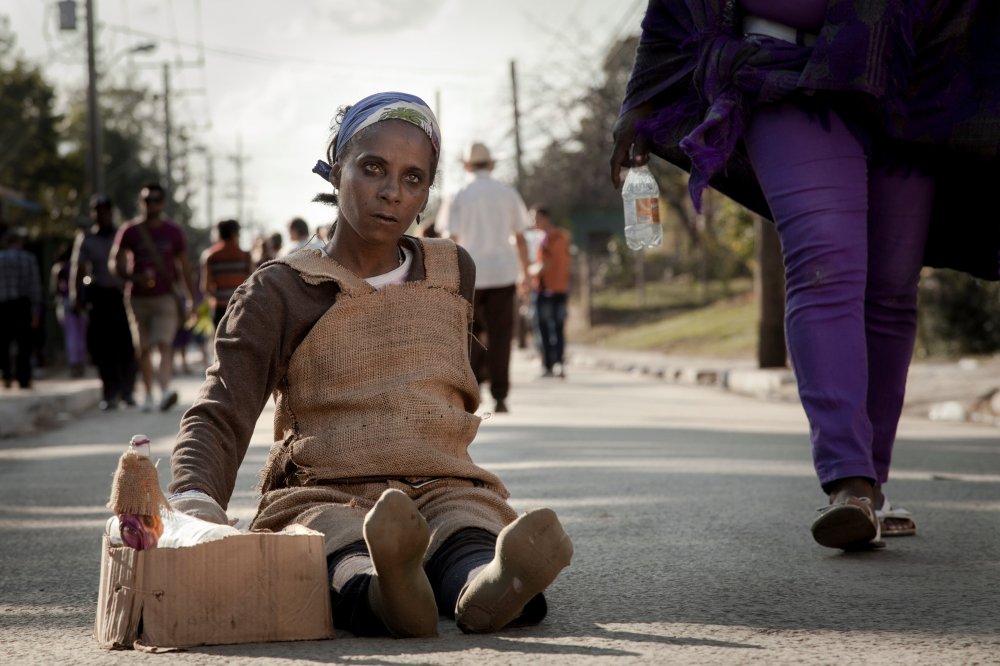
1, 350, 998, 664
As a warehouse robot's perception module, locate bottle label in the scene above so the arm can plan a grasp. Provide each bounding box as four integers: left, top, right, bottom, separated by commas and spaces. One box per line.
634, 197, 660, 225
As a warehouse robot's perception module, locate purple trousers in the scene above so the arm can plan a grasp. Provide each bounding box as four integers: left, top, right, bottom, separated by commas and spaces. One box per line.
744, 103, 934, 489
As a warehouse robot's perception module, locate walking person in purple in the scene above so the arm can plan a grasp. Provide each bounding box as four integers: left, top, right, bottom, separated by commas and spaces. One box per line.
611, 0, 1000, 550
51, 243, 88, 377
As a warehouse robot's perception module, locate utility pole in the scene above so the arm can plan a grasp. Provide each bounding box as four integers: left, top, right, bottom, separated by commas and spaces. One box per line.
509, 60, 525, 194
162, 63, 174, 217
85, 0, 104, 195
755, 216, 787, 368
204, 151, 214, 228
228, 136, 248, 227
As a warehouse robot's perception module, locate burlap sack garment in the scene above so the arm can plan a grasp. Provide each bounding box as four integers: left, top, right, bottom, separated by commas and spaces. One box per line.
251, 238, 517, 558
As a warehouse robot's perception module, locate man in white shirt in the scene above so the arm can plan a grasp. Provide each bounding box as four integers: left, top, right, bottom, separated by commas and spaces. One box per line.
437, 142, 530, 413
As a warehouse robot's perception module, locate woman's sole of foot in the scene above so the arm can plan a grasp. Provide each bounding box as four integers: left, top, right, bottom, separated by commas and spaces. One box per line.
363, 489, 439, 637
456, 508, 573, 633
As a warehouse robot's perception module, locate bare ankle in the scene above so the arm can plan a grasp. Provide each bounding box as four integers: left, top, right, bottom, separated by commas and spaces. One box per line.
825, 477, 875, 504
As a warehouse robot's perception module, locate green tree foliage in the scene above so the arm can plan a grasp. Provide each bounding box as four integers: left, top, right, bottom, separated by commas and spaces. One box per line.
0, 16, 163, 234
520, 37, 637, 215
520, 34, 752, 285
61, 76, 162, 220
919, 270, 1000, 356
0, 22, 77, 233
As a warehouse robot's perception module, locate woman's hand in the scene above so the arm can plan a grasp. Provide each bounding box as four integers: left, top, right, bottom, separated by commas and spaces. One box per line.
169, 490, 236, 526
610, 103, 654, 189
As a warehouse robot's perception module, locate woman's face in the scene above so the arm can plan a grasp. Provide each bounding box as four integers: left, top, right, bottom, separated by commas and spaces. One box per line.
332, 120, 433, 247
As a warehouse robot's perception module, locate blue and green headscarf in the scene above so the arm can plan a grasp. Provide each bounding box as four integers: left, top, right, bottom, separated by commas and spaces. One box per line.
313, 91, 440, 182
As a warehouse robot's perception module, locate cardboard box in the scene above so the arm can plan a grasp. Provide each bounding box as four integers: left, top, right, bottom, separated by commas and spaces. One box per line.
95, 526, 334, 649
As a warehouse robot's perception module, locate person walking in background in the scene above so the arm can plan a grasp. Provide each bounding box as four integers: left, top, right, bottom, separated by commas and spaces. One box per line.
200, 218, 253, 331
70, 195, 136, 409
528, 205, 571, 379
110, 183, 195, 412
611, 0, 1000, 550
437, 142, 531, 414
268, 231, 284, 259
0, 227, 42, 389
172, 263, 206, 376
281, 216, 324, 256
250, 234, 275, 267
50, 242, 88, 377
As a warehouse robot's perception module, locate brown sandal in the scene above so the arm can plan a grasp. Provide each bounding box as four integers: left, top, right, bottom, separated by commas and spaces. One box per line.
811, 496, 884, 550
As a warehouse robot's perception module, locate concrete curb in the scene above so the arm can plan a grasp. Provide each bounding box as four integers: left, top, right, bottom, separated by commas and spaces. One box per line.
569, 345, 1000, 428
571, 346, 793, 398
0, 379, 103, 438
722, 366, 797, 399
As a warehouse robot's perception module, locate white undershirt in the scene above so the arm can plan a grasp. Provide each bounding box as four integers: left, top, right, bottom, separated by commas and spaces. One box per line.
364, 246, 413, 289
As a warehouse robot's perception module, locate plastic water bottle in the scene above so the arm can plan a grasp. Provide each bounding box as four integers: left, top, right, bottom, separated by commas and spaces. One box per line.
107, 509, 241, 548
115, 434, 165, 550
621, 165, 662, 250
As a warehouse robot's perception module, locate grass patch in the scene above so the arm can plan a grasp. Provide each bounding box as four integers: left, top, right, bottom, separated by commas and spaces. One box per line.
569, 278, 758, 358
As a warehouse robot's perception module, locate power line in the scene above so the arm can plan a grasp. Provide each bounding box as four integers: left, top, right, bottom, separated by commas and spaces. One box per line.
99, 23, 489, 77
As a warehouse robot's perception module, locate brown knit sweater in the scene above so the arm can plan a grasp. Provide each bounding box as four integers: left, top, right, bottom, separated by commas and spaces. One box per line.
169, 236, 477, 508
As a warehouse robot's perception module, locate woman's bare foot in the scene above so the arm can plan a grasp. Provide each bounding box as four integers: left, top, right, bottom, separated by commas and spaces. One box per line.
363, 489, 438, 637
873, 485, 917, 537
455, 508, 573, 633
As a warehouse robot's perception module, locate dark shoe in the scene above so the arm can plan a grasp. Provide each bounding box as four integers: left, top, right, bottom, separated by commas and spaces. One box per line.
811, 496, 883, 550
494, 400, 509, 414
122, 395, 137, 408
98, 399, 119, 411
159, 389, 178, 411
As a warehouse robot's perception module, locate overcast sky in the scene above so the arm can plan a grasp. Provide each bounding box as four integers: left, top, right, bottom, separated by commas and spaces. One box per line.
6, 0, 643, 237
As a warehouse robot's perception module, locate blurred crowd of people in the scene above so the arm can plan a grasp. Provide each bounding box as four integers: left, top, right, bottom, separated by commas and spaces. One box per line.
1, 147, 575, 415
0, 185, 336, 411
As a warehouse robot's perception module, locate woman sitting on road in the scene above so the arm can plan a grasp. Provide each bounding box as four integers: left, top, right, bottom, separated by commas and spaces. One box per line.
167, 91, 573, 637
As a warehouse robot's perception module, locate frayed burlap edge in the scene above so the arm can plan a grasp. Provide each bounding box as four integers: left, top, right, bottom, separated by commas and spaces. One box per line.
106, 449, 170, 516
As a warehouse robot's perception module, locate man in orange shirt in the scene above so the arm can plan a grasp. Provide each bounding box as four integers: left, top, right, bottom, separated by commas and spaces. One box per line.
528, 205, 571, 378
200, 219, 254, 330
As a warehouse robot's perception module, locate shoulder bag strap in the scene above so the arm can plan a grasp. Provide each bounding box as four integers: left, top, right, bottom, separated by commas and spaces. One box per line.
134, 222, 175, 288
134, 223, 189, 309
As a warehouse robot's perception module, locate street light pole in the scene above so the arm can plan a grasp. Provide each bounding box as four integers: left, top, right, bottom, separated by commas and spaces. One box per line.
85, 0, 104, 195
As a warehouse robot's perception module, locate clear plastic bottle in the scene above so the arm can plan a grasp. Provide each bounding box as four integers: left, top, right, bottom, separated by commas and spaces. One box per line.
621, 165, 663, 250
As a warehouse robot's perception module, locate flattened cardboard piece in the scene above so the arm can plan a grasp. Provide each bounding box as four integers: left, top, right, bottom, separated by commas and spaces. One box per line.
95, 529, 333, 649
